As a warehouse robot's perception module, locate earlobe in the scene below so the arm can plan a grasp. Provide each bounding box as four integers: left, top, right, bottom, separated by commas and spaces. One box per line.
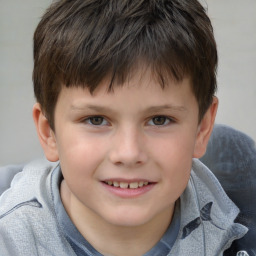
33, 103, 59, 162
193, 97, 218, 158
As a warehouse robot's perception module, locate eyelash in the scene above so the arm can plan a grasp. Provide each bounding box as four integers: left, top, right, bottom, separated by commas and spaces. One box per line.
83, 116, 109, 126
83, 115, 175, 127
147, 116, 175, 126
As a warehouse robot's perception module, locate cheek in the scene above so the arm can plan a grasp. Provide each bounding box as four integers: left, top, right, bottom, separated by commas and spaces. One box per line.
154, 132, 195, 166
153, 134, 195, 193
56, 132, 107, 179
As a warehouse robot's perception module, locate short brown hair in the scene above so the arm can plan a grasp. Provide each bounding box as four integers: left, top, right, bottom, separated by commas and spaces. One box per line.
33, 0, 217, 129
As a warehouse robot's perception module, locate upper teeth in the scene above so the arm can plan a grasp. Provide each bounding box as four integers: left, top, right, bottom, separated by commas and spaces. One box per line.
105, 181, 149, 189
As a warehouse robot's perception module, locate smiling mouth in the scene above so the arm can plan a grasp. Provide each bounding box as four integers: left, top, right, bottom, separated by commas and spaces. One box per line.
104, 181, 150, 189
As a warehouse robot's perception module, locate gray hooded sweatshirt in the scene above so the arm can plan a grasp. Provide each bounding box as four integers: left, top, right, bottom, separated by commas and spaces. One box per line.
0, 159, 247, 256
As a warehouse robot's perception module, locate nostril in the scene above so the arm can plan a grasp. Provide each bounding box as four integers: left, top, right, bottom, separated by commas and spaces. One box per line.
114, 160, 144, 167
109, 145, 148, 166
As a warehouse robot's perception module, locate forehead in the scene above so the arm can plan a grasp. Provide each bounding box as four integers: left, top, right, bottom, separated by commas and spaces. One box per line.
57, 69, 196, 114
91, 65, 192, 95
61, 61, 191, 95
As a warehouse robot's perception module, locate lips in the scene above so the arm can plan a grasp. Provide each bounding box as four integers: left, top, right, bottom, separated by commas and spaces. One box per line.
101, 179, 155, 198
104, 181, 149, 189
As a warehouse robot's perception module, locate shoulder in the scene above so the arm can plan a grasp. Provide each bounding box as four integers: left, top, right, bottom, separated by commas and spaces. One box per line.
0, 159, 73, 255
189, 159, 243, 228
0, 159, 57, 210
200, 125, 256, 255
174, 159, 248, 255
0, 158, 58, 213
0, 163, 24, 195
0, 159, 58, 226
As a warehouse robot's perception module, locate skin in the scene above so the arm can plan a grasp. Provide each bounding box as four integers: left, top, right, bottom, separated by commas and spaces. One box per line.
33, 68, 218, 256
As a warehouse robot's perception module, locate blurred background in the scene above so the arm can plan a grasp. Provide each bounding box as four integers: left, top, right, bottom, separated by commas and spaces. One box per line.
0, 0, 256, 165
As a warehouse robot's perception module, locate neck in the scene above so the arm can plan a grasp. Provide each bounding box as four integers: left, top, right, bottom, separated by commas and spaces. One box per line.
84, 210, 173, 256
61, 180, 174, 256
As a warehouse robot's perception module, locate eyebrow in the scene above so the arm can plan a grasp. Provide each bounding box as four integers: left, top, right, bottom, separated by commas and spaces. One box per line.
144, 104, 188, 113
70, 104, 187, 114
70, 104, 118, 115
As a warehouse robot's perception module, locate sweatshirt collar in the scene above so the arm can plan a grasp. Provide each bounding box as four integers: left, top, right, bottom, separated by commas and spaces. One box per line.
168, 159, 248, 255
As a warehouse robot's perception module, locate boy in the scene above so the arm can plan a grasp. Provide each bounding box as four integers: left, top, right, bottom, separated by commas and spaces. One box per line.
0, 0, 248, 255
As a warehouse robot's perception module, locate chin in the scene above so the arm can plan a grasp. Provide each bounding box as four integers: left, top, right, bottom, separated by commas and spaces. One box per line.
102, 209, 155, 227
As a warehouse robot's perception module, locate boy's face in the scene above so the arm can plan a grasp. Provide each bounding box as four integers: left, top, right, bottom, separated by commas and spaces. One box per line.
35, 69, 217, 228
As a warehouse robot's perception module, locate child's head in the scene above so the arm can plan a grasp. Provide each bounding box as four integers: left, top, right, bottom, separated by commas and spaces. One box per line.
32, 0, 219, 242
33, 0, 217, 130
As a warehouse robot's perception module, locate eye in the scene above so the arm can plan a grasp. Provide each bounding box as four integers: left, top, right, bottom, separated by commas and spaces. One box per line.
148, 116, 173, 126
85, 116, 108, 126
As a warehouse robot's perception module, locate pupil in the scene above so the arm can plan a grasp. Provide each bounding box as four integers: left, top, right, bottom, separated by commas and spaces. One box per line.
153, 116, 166, 125
91, 117, 103, 125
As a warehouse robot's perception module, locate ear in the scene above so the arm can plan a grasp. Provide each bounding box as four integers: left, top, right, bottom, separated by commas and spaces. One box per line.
33, 103, 59, 162
193, 97, 218, 158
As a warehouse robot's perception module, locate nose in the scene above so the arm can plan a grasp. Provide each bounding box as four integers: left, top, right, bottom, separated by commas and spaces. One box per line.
109, 127, 148, 167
